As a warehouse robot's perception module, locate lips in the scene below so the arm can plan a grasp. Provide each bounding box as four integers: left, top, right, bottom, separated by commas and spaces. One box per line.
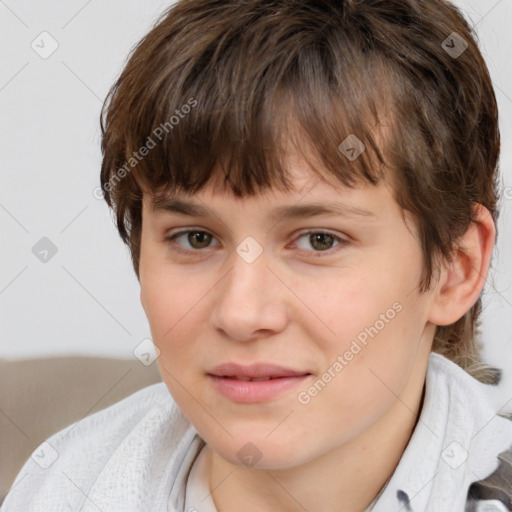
223, 376, 275, 382
207, 362, 312, 403
207, 362, 310, 380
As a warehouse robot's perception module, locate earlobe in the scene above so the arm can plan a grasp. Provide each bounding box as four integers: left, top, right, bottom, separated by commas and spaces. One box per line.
428, 204, 496, 327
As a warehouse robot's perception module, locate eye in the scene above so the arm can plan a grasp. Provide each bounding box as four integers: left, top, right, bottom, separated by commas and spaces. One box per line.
166, 229, 219, 253
293, 230, 349, 255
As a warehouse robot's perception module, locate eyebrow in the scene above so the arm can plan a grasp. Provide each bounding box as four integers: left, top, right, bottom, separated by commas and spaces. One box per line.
150, 197, 377, 221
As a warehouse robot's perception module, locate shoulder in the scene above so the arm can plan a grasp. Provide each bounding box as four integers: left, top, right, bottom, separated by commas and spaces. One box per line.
466, 418, 512, 511
428, 354, 512, 511
43, 380, 178, 450
1, 382, 190, 511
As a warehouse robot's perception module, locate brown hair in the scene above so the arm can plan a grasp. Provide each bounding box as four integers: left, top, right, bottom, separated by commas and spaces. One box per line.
100, 0, 501, 382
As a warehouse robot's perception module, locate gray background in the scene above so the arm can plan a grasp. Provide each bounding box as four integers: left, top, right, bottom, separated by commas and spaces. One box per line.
1, 0, 511, 406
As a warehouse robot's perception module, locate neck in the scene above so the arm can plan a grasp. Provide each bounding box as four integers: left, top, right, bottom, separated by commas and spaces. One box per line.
207, 355, 429, 512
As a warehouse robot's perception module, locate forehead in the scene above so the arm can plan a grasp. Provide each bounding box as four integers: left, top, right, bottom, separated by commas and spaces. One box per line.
142, 158, 407, 230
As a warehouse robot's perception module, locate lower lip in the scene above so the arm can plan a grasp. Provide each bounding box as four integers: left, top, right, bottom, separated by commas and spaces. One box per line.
208, 375, 310, 403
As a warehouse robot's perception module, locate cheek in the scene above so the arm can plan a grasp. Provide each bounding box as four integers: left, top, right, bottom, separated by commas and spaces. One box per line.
290, 269, 400, 351
140, 265, 213, 375
302, 267, 425, 394
140, 241, 196, 340
141, 272, 205, 411
293, 305, 422, 447
140, 277, 178, 340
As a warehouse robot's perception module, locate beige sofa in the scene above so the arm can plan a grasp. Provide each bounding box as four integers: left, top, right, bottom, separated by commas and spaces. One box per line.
0, 357, 162, 504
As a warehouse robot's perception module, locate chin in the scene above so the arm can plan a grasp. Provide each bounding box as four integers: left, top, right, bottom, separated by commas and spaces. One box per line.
207, 434, 315, 470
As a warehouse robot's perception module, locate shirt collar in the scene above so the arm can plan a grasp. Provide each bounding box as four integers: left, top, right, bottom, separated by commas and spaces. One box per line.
371, 352, 512, 512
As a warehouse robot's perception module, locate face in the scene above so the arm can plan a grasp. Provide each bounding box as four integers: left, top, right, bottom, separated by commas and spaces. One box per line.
139, 157, 438, 470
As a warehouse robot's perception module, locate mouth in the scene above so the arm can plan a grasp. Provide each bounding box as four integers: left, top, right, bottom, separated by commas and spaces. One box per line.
208, 362, 311, 379
219, 375, 290, 382
207, 362, 312, 403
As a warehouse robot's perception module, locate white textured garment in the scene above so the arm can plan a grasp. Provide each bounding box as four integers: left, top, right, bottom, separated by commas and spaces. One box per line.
1, 353, 511, 512
183, 444, 217, 512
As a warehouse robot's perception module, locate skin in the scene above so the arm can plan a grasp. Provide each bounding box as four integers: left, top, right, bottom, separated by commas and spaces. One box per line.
139, 154, 495, 512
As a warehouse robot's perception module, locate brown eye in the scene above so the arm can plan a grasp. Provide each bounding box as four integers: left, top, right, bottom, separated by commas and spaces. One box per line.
309, 233, 335, 251
293, 230, 349, 257
166, 229, 219, 253
187, 231, 212, 249
295, 231, 340, 251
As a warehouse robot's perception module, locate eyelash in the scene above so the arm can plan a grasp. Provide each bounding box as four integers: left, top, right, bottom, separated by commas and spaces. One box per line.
164, 228, 350, 257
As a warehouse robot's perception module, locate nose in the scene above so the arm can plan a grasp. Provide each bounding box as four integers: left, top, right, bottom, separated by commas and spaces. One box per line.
211, 246, 289, 342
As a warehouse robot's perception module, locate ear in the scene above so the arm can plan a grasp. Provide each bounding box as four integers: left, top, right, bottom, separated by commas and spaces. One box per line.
428, 203, 496, 326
